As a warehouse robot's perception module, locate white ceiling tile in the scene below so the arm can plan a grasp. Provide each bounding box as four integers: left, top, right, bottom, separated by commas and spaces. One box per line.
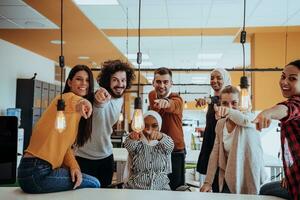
0, 0, 25, 6
247, 0, 287, 26
78, 6, 126, 20
0, 18, 20, 28
0, 5, 43, 19
10, 18, 58, 29
287, 11, 300, 25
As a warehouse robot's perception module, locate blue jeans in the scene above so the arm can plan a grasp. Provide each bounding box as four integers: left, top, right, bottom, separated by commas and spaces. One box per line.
17, 157, 100, 193
259, 181, 291, 199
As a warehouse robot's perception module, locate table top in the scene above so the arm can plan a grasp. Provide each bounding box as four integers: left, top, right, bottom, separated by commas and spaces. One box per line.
0, 187, 284, 200
113, 148, 128, 161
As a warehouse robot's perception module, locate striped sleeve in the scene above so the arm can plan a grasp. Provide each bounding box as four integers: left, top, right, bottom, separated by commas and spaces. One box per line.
157, 133, 174, 154
124, 137, 140, 154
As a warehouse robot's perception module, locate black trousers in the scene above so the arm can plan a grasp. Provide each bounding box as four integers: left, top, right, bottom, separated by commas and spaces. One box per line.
212, 169, 219, 192
168, 150, 185, 190
76, 154, 114, 188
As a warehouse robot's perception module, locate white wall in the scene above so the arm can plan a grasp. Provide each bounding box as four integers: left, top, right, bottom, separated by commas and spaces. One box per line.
0, 39, 57, 115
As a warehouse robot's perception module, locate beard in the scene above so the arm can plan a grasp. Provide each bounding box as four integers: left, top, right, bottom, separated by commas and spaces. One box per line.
108, 87, 125, 98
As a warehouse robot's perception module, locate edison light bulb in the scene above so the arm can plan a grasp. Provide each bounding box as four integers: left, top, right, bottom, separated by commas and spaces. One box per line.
184, 101, 188, 109
118, 112, 124, 122
55, 99, 66, 133
55, 110, 66, 133
131, 109, 144, 132
240, 88, 251, 111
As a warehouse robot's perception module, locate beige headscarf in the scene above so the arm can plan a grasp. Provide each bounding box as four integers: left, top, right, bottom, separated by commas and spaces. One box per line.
211, 68, 232, 95
140, 110, 162, 146
123, 110, 172, 181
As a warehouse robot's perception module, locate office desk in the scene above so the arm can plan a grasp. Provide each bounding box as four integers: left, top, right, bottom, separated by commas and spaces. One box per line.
113, 148, 128, 182
0, 187, 284, 200
264, 154, 283, 181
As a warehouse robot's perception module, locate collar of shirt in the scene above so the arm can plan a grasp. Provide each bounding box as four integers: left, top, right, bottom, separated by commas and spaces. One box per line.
156, 90, 172, 99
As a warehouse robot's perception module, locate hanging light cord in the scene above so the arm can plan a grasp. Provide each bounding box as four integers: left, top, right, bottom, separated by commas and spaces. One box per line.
137, 0, 141, 97
241, 0, 246, 77
284, 0, 288, 64
126, 7, 129, 58
59, 0, 64, 100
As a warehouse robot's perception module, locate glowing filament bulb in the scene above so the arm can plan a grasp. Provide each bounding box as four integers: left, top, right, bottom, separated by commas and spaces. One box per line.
55, 99, 66, 133
55, 111, 66, 133
131, 109, 145, 132
131, 97, 144, 132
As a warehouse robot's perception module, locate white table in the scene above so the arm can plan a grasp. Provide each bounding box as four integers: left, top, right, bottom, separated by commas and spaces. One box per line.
263, 154, 283, 181
113, 148, 128, 182
186, 150, 200, 164
0, 187, 284, 200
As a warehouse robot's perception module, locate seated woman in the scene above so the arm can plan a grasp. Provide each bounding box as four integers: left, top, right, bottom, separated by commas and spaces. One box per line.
17, 65, 100, 193
124, 110, 174, 190
200, 85, 266, 194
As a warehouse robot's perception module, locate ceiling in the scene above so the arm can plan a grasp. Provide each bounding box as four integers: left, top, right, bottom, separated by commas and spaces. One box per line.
0, 0, 299, 83
76, 0, 300, 68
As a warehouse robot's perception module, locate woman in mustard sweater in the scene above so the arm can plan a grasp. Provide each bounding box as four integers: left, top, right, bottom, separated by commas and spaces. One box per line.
17, 65, 100, 193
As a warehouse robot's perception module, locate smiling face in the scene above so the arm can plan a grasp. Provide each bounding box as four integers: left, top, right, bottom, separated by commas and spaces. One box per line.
110, 71, 127, 98
279, 65, 300, 98
153, 74, 172, 98
210, 70, 224, 93
220, 92, 239, 110
67, 70, 89, 97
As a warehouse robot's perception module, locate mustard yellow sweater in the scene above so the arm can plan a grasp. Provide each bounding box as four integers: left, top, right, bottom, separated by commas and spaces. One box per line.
26, 92, 83, 170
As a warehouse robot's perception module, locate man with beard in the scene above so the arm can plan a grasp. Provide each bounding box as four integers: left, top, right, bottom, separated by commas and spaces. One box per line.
75, 60, 135, 188
148, 67, 185, 190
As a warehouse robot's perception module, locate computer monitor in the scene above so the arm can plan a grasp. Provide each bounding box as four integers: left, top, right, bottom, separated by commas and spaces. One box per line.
0, 116, 17, 184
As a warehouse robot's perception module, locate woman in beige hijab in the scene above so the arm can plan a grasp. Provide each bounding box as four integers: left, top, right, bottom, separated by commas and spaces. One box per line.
124, 110, 174, 190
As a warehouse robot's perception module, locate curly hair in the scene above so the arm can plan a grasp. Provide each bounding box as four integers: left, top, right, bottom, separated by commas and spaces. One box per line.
97, 59, 135, 91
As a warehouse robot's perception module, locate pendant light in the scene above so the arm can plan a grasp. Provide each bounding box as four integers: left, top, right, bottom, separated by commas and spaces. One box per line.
184, 101, 188, 109
239, 0, 251, 111
55, 0, 66, 133
131, 0, 145, 132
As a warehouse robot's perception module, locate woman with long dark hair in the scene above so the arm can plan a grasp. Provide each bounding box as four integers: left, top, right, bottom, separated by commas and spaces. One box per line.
255, 60, 300, 200
18, 65, 100, 193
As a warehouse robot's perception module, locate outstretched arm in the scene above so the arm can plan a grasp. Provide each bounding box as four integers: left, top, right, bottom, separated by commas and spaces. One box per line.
252, 105, 288, 131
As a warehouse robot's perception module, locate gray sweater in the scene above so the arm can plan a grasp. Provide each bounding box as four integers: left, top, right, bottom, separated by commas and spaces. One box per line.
205, 109, 267, 194
75, 97, 123, 159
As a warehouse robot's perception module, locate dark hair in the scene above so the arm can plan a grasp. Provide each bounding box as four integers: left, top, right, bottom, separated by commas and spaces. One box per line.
63, 65, 94, 147
154, 67, 172, 78
97, 60, 135, 92
287, 60, 300, 70
220, 85, 240, 98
